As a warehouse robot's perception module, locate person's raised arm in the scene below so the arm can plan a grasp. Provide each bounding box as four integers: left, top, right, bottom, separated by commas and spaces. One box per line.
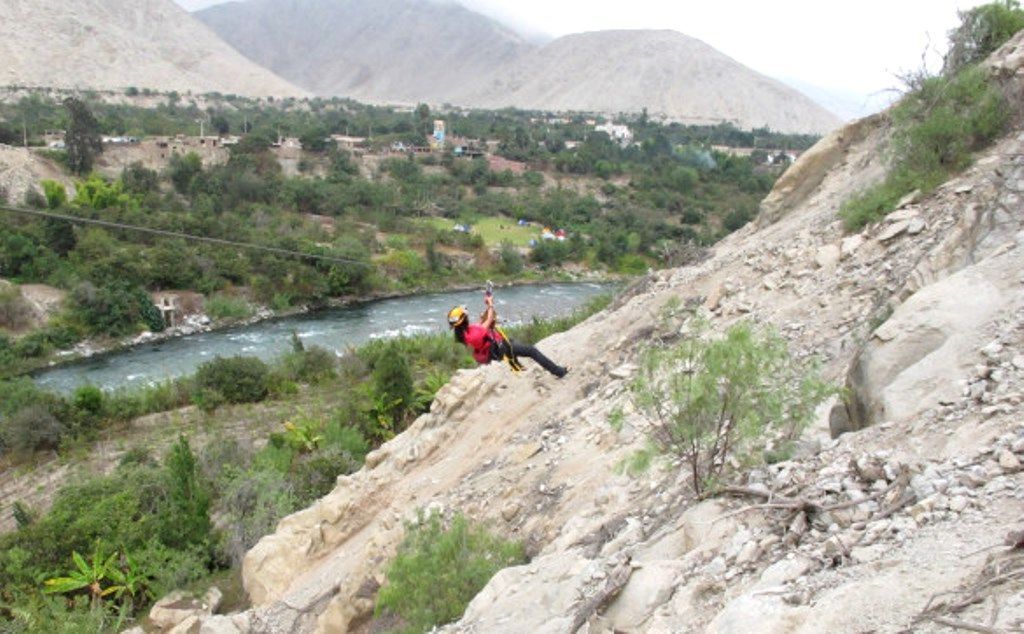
479, 294, 496, 329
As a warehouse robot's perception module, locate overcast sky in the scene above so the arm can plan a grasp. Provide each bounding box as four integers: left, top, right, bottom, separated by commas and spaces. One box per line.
175, 0, 990, 115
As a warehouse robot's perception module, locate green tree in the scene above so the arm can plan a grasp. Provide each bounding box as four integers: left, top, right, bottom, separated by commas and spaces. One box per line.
629, 313, 834, 495
121, 162, 159, 196
299, 126, 329, 153
62, 97, 103, 175
372, 351, 414, 418
416, 103, 431, 135
163, 436, 211, 548
944, 0, 1024, 74
41, 180, 67, 209
168, 152, 203, 194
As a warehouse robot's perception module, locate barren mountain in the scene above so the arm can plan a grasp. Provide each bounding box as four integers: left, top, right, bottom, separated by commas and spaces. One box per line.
0, 0, 306, 97
197, 1, 839, 134
196, 0, 530, 104
176, 31, 1024, 634
457, 30, 842, 134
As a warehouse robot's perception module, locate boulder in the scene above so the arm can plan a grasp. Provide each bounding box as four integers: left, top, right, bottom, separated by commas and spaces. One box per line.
150, 592, 209, 632
814, 245, 841, 271
846, 245, 1023, 430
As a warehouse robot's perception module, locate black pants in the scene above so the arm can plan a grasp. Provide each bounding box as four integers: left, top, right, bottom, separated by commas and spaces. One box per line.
510, 341, 566, 377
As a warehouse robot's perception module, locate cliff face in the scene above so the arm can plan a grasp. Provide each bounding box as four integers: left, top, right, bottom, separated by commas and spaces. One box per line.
199, 31, 1024, 633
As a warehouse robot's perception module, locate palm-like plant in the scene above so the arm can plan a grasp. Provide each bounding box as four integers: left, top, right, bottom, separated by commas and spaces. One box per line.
368, 392, 403, 441
43, 548, 152, 610
43, 549, 118, 607
413, 371, 450, 413
106, 550, 153, 608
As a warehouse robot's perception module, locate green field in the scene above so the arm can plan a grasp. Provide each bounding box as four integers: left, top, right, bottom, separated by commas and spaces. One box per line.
421, 216, 538, 247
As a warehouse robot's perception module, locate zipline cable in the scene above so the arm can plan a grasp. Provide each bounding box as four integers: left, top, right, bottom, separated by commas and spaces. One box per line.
0, 204, 373, 267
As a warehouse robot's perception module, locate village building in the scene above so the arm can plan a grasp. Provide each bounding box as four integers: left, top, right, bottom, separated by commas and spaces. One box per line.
594, 122, 633, 146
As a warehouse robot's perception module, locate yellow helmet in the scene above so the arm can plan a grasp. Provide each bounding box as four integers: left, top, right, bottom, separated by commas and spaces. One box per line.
447, 305, 468, 328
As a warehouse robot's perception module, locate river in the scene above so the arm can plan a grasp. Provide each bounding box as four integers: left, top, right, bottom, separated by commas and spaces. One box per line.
33, 282, 614, 394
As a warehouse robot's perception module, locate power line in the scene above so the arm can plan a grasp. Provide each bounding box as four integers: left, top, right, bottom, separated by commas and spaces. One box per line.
0, 204, 373, 267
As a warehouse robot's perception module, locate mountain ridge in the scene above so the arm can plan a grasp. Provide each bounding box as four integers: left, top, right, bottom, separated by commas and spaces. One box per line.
196, 1, 841, 133
197, 0, 530, 104
0, 0, 308, 97
454, 29, 841, 133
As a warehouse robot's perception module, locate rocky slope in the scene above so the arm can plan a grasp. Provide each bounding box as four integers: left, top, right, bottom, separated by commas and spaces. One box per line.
0, 144, 71, 204
197, 1, 838, 134
195, 0, 529, 105
456, 30, 841, 135
184, 32, 1024, 634
0, 0, 306, 97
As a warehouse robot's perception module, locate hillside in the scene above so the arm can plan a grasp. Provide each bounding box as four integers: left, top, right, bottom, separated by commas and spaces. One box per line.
457, 30, 842, 134
197, 1, 839, 134
0, 0, 307, 97
195, 0, 530, 104
174, 30, 1024, 633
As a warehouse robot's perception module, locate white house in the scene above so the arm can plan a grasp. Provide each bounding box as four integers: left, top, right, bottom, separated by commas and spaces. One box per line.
594, 123, 633, 146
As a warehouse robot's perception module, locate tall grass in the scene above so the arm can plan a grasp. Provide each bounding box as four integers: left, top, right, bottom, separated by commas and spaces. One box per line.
204, 294, 254, 321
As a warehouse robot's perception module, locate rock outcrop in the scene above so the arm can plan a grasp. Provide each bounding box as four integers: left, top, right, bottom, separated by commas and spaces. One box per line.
194, 30, 1024, 634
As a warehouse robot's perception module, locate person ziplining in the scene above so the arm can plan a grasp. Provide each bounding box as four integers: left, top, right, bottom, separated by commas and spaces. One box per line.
448, 282, 569, 378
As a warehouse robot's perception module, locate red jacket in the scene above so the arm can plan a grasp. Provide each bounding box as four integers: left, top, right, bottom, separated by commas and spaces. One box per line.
463, 323, 493, 364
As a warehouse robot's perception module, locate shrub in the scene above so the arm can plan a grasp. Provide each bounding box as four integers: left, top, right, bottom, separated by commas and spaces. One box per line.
68, 281, 165, 337
191, 387, 227, 413
323, 420, 370, 464
497, 241, 524, 275
70, 385, 105, 436
290, 445, 362, 503
2, 404, 66, 453
12, 331, 49, 358
0, 284, 33, 330
204, 294, 254, 321
216, 468, 298, 567
194, 356, 269, 404
0, 378, 66, 419
629, 315, 835, 496
369, 349, 414, 429
71, 385, 104, 417
376, 512, 526, 633
0, 458, 214, 596
891, 66, 1009, 178
841, 26, 1012, 231
280, 345, 337, 383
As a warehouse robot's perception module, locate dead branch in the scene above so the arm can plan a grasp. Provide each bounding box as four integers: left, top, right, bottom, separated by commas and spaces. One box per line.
925, 615, 1004, 633
569, 555, 634, 634
716, 471, 909, 524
